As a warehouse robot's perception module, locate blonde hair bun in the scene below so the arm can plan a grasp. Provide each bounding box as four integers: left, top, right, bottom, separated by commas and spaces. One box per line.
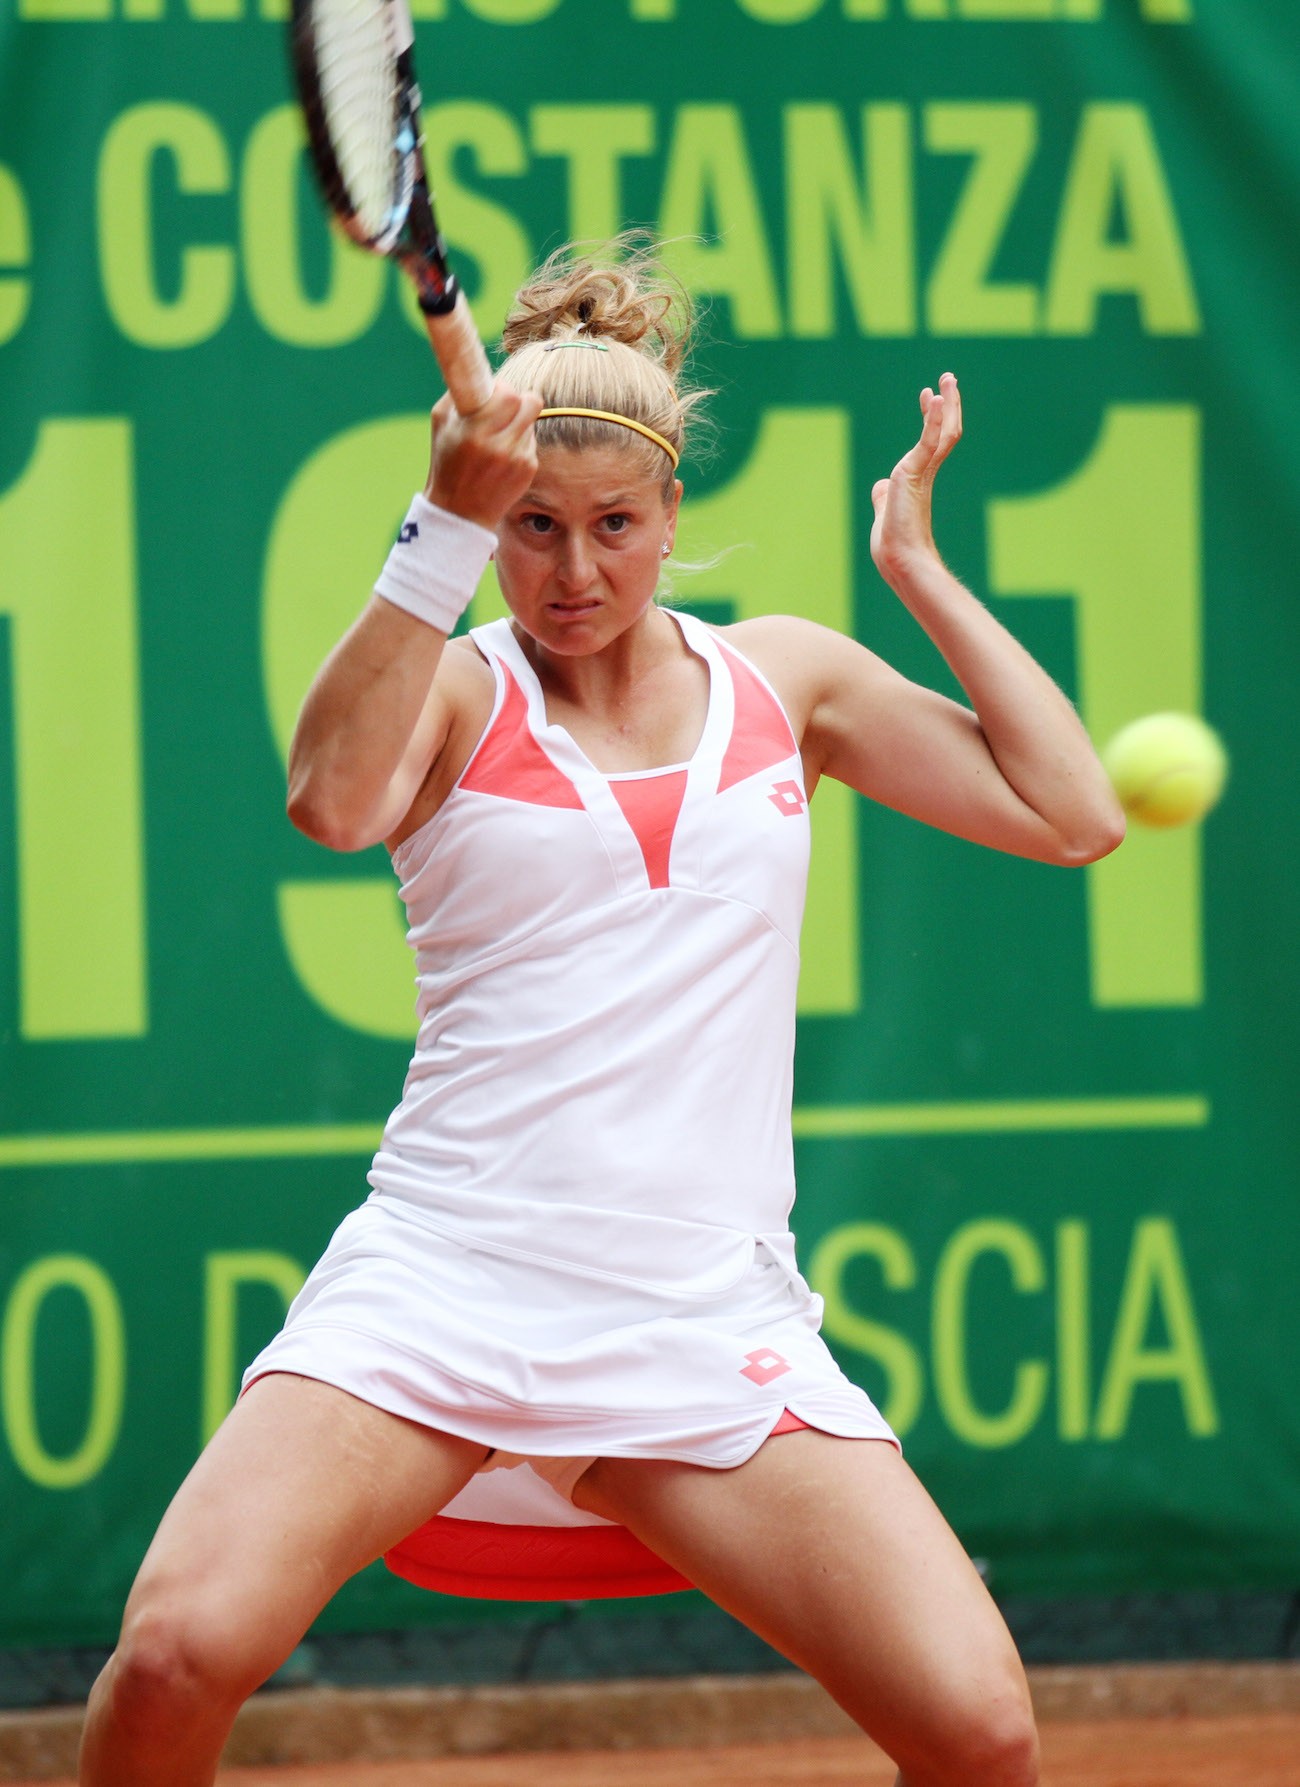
501, 234, 692, 376
498, 235, 707, 486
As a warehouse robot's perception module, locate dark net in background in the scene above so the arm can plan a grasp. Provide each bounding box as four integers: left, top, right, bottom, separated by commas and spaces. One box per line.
4, 1588, 1299, 1712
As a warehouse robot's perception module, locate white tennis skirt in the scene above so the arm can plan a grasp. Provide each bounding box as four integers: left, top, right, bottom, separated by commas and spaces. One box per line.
242, 1193, 897, 1601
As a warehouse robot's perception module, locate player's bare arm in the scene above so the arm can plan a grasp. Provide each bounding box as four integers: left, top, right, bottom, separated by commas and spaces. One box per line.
732, 375, 1125, 866
286, 384, 542, 853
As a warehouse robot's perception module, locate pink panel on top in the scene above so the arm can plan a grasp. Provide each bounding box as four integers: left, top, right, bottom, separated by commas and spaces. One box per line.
609, 770, 689, 890
459, 665, 584, 809
716, 641, 799, 793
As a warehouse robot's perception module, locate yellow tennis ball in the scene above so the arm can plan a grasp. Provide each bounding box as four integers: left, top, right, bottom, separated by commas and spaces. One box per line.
1101, 713, 1228, 829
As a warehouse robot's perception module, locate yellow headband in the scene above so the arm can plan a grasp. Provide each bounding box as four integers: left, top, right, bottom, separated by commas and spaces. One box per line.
537, 407, 681, 469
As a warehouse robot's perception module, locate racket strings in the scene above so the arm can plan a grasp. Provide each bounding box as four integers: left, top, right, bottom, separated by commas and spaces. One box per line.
312, 0, 411, 246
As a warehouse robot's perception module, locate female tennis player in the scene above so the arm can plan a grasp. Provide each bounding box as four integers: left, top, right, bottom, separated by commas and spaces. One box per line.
80, 245, 1123, 1787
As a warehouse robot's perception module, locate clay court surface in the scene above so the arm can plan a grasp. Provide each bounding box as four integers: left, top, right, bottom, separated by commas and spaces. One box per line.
7, 1669, 1300, 1785
12, 1718, 1300, 1787
208, 1721, 1298, 1786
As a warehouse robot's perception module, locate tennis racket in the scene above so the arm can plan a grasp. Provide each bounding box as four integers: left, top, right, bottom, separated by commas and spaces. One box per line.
291, 0, 494, 414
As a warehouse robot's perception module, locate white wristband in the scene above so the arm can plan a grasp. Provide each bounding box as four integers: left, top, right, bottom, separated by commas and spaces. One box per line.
373, 493, 496, 634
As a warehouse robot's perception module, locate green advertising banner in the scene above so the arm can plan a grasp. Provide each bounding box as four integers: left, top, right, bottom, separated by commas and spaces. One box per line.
2, 0, 1298, 1647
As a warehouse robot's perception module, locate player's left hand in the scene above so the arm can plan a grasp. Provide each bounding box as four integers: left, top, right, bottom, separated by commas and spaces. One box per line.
870, 372, 962, 587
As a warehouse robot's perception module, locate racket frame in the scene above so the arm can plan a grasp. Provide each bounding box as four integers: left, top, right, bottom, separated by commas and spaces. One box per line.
290, 0, 493, 408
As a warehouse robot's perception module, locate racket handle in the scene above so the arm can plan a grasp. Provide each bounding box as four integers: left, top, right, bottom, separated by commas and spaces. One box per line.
425, 293, 494, 415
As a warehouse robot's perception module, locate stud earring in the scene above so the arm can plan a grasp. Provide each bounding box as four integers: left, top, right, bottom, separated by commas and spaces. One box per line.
661, 542, 671, 557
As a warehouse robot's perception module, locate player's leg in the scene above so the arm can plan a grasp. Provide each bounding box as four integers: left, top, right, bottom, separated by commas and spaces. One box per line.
574, 1433, 1038, 1787
80, 1372, 489, 1787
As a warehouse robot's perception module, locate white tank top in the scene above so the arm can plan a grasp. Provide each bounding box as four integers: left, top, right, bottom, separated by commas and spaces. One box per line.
367, 609, 812, 1293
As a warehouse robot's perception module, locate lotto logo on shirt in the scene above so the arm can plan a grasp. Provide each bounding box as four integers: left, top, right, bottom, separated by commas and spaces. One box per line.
768, 780, 807, 817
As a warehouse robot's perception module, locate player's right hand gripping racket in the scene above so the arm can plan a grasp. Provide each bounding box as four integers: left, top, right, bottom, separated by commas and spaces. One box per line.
291, 0, 494, 414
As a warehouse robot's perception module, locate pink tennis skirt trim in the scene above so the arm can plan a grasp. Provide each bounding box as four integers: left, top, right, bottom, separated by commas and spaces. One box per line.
385, 1515, 693, 1601
384, 1408, 815, 1601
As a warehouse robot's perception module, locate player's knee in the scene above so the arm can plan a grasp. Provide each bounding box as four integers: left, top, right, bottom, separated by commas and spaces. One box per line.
970, 1702, 1039, 1786
896, 1666, 1038, 1787
942, 1679, 1039, 1786
109, 1599, 266, 1738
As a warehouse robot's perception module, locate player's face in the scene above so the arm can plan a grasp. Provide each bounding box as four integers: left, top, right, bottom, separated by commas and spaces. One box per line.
496, 445, 681, 655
